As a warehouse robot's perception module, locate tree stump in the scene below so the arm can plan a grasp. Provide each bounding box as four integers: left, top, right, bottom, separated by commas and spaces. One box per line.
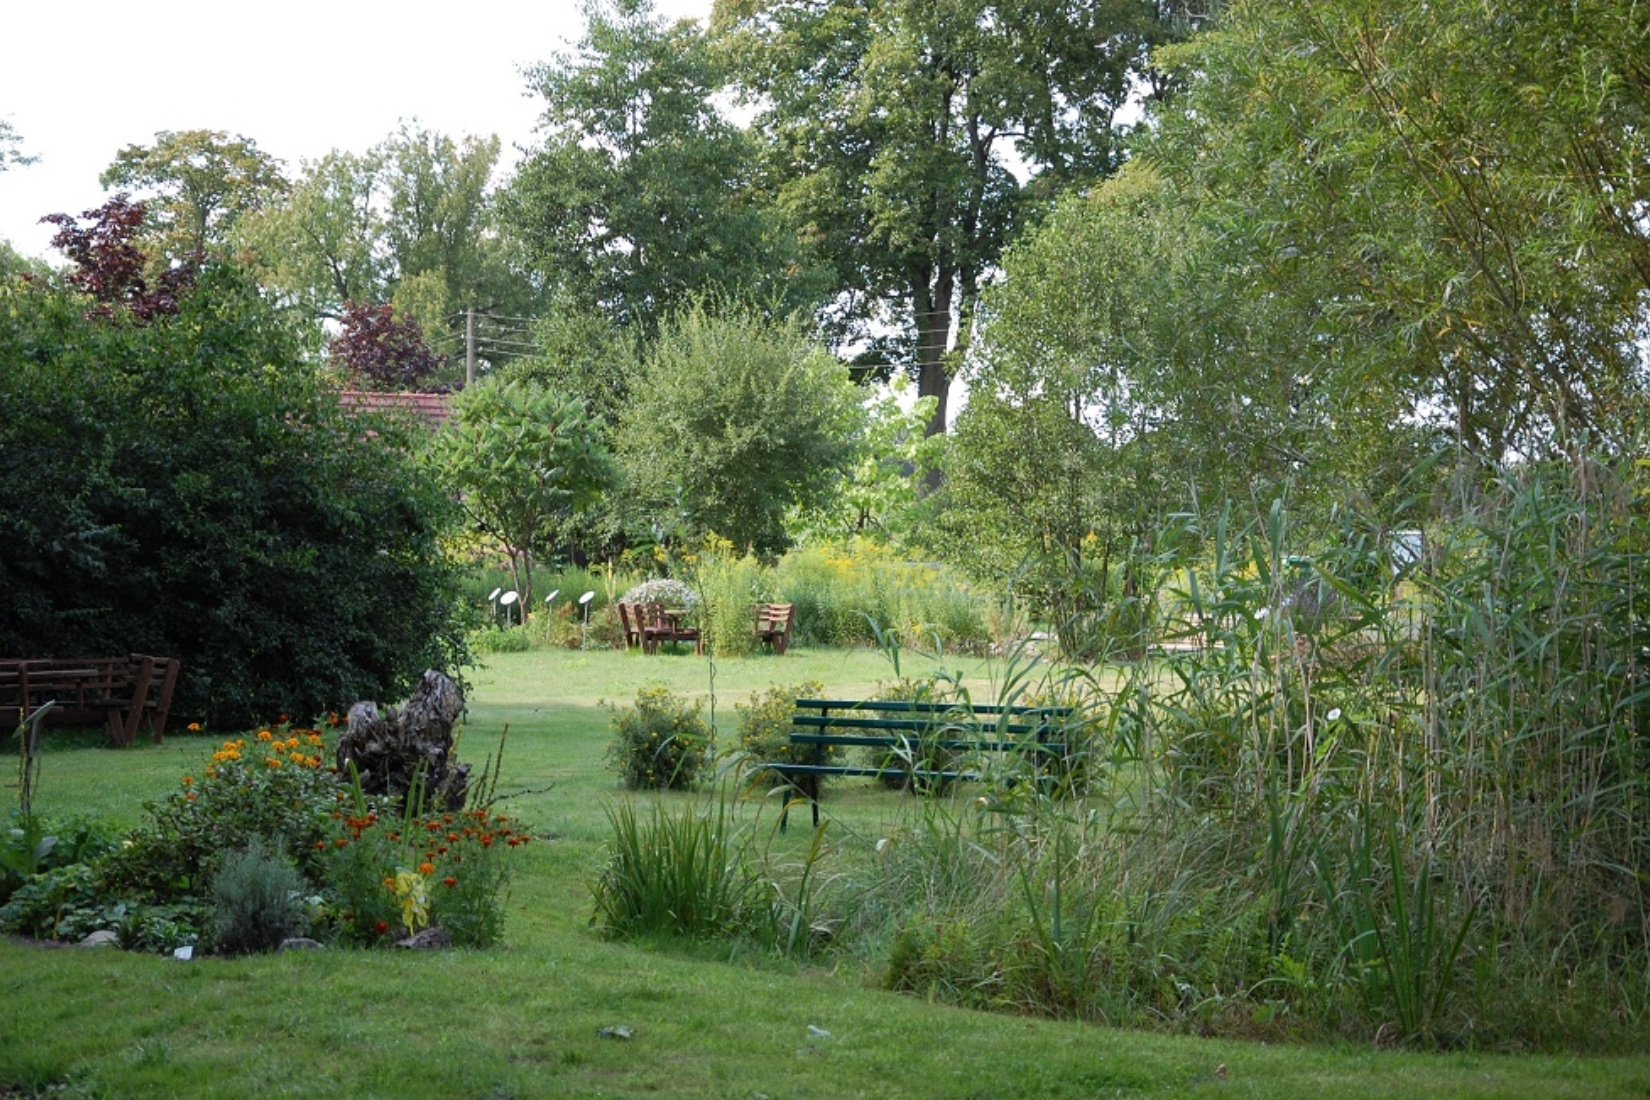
335, 670, 470, 810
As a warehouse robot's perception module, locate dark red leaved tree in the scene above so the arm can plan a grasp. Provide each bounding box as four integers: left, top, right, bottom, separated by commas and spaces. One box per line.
329, 301, 448, 392
40, 195, 197, 323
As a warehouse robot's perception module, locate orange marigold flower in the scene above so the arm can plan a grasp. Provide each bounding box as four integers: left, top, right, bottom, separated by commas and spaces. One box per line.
382, 877, 395, 889
186, 722, 202, 732
334, 839, 349, 848
185, 793, 197, 803
442, 877, 457, 888
374, 920, 389, 934
180, 775, 193, 786
257, 729, 273, 741
418, 862, 435, 875
266, 757, 283, 769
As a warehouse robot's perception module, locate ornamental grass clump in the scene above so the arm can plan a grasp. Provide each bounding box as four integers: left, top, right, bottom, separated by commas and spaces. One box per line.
591, 789, 768, 941
605, 685, 711, 790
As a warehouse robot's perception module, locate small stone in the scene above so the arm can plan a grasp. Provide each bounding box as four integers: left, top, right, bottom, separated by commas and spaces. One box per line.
596, 1025, 634, 1041
394, 926, 453, 950
806, 1025, 832, 1040
279, 937, 325, 951
172, 945, 194, 961
78, 930, 118, 948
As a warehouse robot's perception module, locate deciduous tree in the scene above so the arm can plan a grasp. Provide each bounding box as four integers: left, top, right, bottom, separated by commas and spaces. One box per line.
503, 0, 816, 333
617, 303, 863, 555
100, 129, 287, 261
716, 0, 1176, 439
429, 380, 617, 606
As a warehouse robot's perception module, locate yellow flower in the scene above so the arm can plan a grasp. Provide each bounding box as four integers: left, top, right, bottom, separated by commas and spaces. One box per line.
393, 869, 429, 935
257, 729, 273, 742
187, 722, 202, 732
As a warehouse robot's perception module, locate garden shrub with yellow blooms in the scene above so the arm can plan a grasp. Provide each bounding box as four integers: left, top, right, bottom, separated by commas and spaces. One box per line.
109, 723, 337, 897
605, 685, 711, 790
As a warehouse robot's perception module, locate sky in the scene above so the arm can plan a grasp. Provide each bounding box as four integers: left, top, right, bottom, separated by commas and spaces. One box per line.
0, 0, 713, 262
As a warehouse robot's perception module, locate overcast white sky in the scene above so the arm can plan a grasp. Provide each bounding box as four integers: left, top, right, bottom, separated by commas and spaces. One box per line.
0, 0, 712, 261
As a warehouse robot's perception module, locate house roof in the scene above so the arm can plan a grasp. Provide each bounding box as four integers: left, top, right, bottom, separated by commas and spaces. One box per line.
337, 390, 454, 429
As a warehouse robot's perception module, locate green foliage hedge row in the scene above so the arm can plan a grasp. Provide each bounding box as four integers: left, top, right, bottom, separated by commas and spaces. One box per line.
0, 266, 465, 727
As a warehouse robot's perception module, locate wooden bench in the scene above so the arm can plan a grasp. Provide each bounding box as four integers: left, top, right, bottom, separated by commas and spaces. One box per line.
765, 698, 1071, 831
753, 602, 796, 654
636, 602, 703, 654
0, 654, 182, 746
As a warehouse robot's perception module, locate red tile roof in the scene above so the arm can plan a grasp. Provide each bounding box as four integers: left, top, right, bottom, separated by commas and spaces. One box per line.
337, 390, 454, 429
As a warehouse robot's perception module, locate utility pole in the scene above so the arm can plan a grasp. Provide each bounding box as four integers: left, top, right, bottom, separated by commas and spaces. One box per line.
466, 308, 476, 387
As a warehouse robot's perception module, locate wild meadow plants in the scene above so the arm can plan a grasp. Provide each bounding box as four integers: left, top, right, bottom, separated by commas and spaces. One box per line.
586, 450, 1650, 1052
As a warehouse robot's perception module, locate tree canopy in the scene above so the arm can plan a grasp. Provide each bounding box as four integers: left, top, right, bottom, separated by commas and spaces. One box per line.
503, 0, 816, 334
100, 129, 287, 262
715, 0, 1178, 437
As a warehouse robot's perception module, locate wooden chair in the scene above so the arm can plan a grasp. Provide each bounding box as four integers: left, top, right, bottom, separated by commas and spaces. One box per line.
755, 603, 797, 655
615, 602, 643, 650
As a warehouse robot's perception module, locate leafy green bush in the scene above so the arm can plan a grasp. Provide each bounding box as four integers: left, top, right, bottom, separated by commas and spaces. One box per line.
209, 837, 309, 955
107, 725, 338, 897
734, 680, 827, 787
605, 685, 712, 790
469, 625, 533, 654
0, 264, 466, 728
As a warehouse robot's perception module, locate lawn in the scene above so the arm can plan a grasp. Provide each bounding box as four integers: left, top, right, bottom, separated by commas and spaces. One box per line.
3, 645, 1648, 1098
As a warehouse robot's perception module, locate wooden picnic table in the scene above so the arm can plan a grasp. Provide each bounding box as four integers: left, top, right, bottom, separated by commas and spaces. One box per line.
0, 655, 181, 746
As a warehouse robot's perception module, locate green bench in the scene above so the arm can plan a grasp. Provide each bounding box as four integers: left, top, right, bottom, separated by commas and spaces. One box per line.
765, 698, 1072, 831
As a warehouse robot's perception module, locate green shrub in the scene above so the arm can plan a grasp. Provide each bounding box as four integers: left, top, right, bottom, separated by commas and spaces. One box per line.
209, 837, 309, 956
469, 625, 533, 654
0, 265, 466, 729
106, 724, 339, 899
605, 686, 712, 790
733, 681, 829, 787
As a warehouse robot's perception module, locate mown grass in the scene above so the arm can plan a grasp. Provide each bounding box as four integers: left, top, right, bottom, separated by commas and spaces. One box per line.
4, 645, 1649, 1098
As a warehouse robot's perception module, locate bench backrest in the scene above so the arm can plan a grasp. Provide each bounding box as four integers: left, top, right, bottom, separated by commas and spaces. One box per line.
793, 698, 1070, 738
